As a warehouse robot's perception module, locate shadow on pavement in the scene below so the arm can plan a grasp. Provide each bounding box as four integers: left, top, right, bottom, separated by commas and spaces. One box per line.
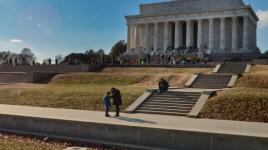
114, 116, 157, 124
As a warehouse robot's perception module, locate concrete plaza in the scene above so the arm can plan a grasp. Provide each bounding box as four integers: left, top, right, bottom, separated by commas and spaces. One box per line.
0, 104, 267, 149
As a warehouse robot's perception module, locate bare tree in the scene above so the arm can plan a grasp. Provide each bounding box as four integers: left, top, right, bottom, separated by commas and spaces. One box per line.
55, 55, 64, 65
20, 48, 36, 65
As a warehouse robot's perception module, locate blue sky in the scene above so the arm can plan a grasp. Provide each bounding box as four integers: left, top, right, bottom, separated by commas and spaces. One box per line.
0, 0, 267, 61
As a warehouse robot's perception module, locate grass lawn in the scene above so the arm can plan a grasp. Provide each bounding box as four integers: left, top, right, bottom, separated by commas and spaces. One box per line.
200, 65, 268, 123
0, 67, 210, 111
0, 84, 146, 111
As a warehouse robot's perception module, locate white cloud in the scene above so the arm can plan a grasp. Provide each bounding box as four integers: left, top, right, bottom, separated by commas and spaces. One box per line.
256, 10, 268, 28
37, 23, 42, 28
9, 39, 23, 43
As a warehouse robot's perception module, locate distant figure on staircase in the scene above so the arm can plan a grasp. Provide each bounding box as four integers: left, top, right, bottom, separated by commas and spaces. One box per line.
111, 87, 122, 117
158, 78, 169, 93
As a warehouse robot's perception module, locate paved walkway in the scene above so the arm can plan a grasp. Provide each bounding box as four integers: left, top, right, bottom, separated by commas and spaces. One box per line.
0, 104, 267, 139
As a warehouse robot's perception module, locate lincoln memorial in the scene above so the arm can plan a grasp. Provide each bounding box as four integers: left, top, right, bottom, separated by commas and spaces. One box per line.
125, 0, 259, 60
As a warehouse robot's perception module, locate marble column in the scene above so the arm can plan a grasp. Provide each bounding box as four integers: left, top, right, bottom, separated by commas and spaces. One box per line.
154, 22, 159, 50
208, 18, 214, 50
127, 25, 131, 52
232, 16, 238, 51
197, 19, 202, 49
175, 21, 181, 49
135, 24, 140, 51
186, 20, 192, 47
164, 22, 169, 50
131, 26, 135, 49
220, 18, 226, 50
243, 16, 249, 50
144, 23, 149, 50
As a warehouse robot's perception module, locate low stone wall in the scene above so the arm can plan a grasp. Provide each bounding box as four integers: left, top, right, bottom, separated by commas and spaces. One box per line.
253, 59, 268, 65
0, 114, 267, 150
0, 64, 103, 73
0, 72, 58, 83
0, 73, 33, 83
105, 63, 216, 68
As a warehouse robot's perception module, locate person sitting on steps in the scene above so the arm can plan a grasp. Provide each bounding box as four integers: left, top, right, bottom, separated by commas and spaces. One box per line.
158, 78, 169, 93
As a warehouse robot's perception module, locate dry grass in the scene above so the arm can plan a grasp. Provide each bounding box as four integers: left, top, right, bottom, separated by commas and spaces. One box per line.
236, 65, 268, 88
50, 73, 148, 85
250, 65, 268, 73
102, 67, 211, 74
236, 73, 268, 88
199, 88, 268, 123
0, 133, 68, 150
0, 84, 146, 112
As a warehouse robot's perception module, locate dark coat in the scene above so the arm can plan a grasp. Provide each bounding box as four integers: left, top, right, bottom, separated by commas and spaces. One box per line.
112, 89, 122, 106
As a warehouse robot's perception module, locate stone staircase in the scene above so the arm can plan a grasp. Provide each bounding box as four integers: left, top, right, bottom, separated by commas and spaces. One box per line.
134, 91, 201, 116
217, 62, 248, 74
127, 62, 251, 116
189, 74, 233, 89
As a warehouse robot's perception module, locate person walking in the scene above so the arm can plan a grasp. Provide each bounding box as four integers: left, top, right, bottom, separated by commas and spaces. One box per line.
103, 91, 111, 117
111, 87, 122, 117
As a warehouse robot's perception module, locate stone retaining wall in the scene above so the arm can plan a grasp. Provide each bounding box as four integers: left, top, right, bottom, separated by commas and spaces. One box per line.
0, 114, 267, 150
0, 64, 102, 73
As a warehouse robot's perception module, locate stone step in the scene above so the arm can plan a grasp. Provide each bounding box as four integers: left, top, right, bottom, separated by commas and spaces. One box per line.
152, 92, 201, 96
143, 101, 195, 107
217, 63, 248, 74
153, 91, 200, 95
135, 110, 188, 116
147, 98, 198, 102
148, 97, 198, 101
137, 107, 191, 113
149, 96, 199, 99
140, 104, 193, 110
144, 100, 196, 105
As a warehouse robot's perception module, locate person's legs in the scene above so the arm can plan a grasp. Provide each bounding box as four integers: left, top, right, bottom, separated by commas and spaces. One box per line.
105, 105, 110, 117
116, 105, 120, 117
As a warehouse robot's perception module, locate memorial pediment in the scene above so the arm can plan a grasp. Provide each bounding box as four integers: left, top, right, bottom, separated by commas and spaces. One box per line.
140, 0, 245, 15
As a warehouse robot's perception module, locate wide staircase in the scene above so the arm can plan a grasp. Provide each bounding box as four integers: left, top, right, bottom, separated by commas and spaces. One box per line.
217, 62, 248, 74
127, 62, 251, 116
134, 91, 201, 116
189, 74, 233, 89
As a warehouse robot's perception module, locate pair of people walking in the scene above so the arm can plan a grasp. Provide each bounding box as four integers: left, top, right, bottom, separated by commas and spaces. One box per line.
103, 87, 122, 117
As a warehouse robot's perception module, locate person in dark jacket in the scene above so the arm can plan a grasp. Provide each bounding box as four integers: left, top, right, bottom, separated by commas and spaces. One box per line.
158, 78, 169, 93
158, 78, 165, 93
111, 87, 122, 117
103, 91, 111, 117
163, 79, 169, 92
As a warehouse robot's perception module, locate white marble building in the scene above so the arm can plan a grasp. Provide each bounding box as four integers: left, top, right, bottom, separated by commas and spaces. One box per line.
125, 0, 259, 58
